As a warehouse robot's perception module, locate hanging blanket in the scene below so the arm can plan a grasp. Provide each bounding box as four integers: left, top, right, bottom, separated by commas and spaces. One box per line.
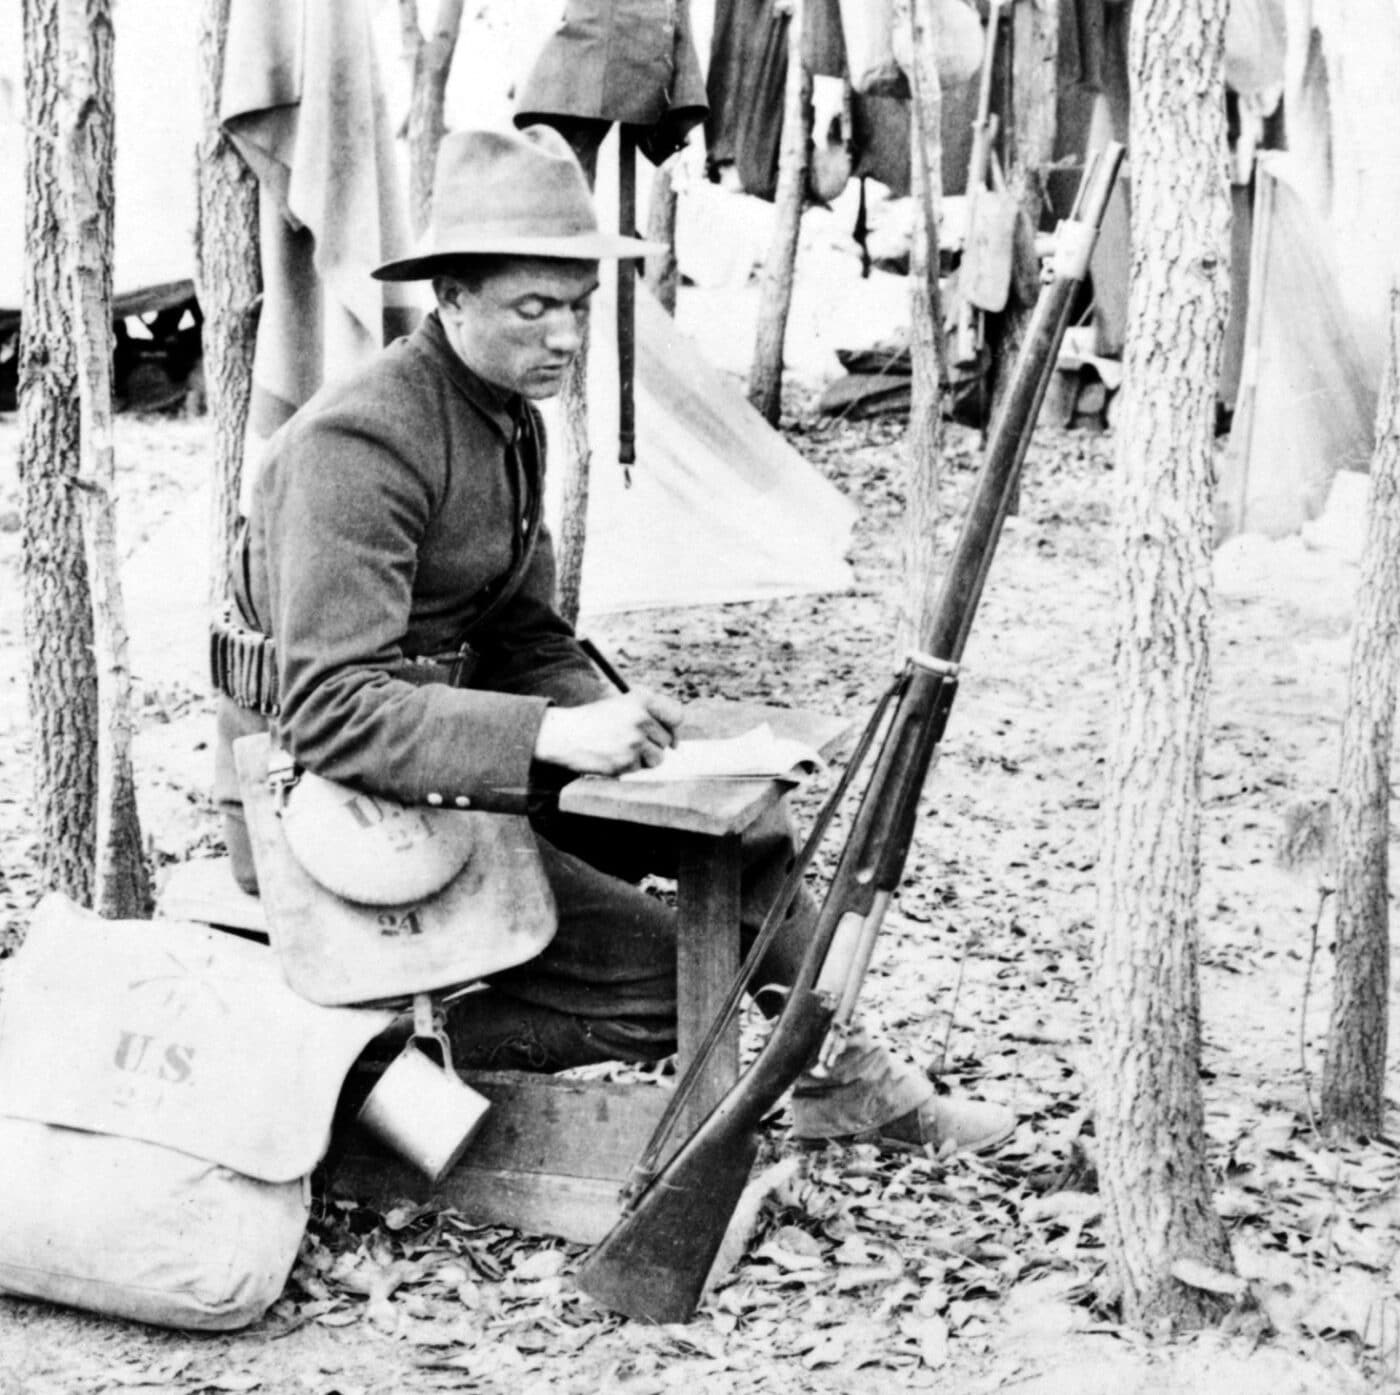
221, 0, 419, 498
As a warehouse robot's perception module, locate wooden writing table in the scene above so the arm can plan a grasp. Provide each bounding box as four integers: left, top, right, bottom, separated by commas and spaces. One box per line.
557, 698, 851, 1133
337, 699, 853, 1241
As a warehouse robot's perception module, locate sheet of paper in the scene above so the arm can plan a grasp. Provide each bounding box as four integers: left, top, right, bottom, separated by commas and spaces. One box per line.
618, 724, 825, 783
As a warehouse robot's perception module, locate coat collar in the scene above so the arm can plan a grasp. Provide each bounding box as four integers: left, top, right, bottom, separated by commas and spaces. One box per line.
416, 310, 523, 440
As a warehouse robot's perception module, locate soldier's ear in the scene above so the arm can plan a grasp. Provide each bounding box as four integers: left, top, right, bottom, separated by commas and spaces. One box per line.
433, 276, 467, 312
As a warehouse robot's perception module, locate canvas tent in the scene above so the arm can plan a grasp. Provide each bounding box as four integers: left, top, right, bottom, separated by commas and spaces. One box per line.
547, 278, 857, 615
1037, 0, 1398, 540
0, 0, 858, 623
1219, 153, 1376, 537
1217, 2, 1400, 538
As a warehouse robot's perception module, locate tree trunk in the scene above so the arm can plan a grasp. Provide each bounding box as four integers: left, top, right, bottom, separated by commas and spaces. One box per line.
1320, 285, 1400, 1138
993, 0, 1058, 425
644, 158, 680, 316
552, 139, 602, 629
554, 316, 592, 628
748, 0, 811, 427
60, 0, 152, 918
894, 0, 945, 657
17, 0, 99, 911
1092, 0, 1235, 1330
400, 0, 466, 238
197, 0, 261, 607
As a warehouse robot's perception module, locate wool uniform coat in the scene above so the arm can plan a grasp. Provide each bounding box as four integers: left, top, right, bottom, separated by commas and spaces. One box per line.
210, 310, 934, 1137
223, 309, 606, 818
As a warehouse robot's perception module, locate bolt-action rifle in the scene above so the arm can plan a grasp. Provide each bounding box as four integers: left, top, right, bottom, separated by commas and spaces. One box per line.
576, 144, 1126, 1325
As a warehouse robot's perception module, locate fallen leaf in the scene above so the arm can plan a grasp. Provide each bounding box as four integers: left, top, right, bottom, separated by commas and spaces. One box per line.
1329, 1219, 1392, 1269
758, 1250, 825, 1276
834, 1260, 904, 1291
512, 1248, 568, 1281
948, 1298, 992, 1330
801, 1331, 847, 1369
900, 1313, 950, 1368
832, 1236, 872, 1265
756, 1223, 827, 1274
382, 1202, 434, 1231
1214, 1185, 1264, 1220
365, 1295, 399, 1334
315, 1310, 361, 1328
770, 1224, 824, 1257
1022, 1191, 1102, 1227
1170, 1257, 1248, 1298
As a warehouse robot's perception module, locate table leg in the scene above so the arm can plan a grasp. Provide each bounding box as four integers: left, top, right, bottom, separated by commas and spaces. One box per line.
674, 831, 742, 1137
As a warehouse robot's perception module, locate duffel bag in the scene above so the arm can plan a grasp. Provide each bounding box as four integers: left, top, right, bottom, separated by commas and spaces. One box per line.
0, 895, 392, 1330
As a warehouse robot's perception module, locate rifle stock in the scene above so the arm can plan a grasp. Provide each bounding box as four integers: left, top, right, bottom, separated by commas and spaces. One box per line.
574, 989, 832, 1324
576, 143, 1125, 1324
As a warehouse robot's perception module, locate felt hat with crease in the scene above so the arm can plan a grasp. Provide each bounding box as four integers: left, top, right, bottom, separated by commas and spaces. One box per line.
373, 125, 664, 280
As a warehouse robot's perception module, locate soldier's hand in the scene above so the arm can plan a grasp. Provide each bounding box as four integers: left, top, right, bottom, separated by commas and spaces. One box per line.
534, 689, 685, 775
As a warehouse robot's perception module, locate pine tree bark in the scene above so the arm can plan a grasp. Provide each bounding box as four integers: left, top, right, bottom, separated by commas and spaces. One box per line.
748, 0, 812, 427
1092, 0, 1235, 1328
60, 0, 152, 918
644, 159, 680, 317
1320, 285, 1400, 1138
894, 0, 946, 657
18, 0, 99, 908
197, 0, 261, 607
400, 0, 466, 238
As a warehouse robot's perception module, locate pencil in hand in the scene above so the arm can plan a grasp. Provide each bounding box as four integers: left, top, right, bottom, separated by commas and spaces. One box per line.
579, 637, 630, 694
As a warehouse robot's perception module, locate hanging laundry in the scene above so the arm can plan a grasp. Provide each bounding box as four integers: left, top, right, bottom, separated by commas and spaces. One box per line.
514, 0, 708, 166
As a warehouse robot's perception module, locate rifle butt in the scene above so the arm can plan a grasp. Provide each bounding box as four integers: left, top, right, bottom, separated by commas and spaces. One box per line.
576, 988, 833, 1322
575, 1128, 761, 1323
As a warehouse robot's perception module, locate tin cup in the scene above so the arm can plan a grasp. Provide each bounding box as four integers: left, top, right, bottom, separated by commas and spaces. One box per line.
355, 1040, 491, 1184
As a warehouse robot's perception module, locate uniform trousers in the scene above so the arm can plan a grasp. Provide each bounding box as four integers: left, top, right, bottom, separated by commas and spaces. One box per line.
451, 802, 932, 1140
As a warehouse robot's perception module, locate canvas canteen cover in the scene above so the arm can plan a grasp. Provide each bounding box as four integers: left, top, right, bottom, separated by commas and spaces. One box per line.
279, 763, 482, 907
0, 895, 395, 1328
236, 732, 557, 1007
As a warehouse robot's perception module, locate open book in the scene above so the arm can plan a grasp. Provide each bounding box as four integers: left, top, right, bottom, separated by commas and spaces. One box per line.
619, 724, 826, 784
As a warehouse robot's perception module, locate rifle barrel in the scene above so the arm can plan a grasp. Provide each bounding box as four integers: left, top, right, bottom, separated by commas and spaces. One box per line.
926, 146, 1124, 664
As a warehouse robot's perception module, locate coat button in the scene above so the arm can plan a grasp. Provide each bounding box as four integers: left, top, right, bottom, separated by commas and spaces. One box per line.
426, 792, 443, 806
454, 795, 471, 809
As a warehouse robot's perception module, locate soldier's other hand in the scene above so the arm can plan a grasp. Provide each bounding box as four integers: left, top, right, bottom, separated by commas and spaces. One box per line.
534, 689, 684, 775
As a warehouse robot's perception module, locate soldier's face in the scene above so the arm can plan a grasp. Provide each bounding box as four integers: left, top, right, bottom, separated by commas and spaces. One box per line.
438, 258, 599, 399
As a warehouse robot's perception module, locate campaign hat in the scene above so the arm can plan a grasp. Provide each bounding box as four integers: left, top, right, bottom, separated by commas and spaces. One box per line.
373, 125, 663, 280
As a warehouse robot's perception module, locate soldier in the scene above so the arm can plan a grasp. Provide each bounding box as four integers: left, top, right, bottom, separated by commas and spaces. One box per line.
213, 125, 1013, 1154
